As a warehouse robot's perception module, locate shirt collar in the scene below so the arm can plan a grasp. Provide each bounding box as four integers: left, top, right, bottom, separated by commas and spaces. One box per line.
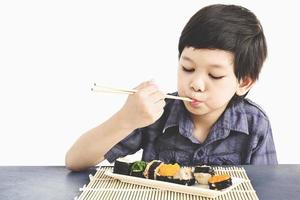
204, 100, 249, 145
162, 99, 185, 133
215, 100, 249, 135
162, 98, 249, 142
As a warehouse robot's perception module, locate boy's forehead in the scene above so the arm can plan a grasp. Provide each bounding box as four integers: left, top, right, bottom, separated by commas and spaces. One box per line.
180, 47, 234, 68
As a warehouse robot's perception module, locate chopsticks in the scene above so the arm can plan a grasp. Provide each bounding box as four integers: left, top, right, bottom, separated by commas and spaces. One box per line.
91, 83, 193, 102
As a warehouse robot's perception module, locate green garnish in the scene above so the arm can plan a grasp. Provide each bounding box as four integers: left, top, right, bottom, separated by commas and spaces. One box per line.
131, 161, 147, 172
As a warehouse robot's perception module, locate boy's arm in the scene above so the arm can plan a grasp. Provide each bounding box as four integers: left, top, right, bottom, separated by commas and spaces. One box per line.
65, 110, 135, 171
65, 81, 166, 171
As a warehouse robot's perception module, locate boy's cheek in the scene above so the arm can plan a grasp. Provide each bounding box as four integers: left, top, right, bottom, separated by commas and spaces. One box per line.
176, 84, 186, 96
176, 80, 183, 93
177, 75, 188, 90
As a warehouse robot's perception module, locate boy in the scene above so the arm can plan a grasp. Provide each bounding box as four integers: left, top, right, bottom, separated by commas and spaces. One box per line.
66, 4, 277, 171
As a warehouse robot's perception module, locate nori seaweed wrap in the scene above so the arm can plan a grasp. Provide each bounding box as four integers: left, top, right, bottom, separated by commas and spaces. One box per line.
113, 158, 134, 175
143, 160, 163, 179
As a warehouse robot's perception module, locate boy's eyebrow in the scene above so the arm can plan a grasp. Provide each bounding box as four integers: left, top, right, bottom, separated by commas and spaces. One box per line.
181, 55, 227, 69
182, 56, 196, 64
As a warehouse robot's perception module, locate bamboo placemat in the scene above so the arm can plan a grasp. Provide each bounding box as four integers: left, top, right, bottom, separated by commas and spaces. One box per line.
75, 166, 259, 200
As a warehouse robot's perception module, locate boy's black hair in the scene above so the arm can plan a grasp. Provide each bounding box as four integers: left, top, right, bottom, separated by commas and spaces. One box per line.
178, 4, 267, 100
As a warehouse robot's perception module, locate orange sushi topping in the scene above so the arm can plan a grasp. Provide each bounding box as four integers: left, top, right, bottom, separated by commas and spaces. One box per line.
158, 163, 181, 176
208, 174, 231, 183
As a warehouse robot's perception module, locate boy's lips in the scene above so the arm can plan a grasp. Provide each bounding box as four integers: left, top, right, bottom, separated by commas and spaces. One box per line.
189, 96, 205, 102
191, 98, 204, 103
190, 98, 205, 107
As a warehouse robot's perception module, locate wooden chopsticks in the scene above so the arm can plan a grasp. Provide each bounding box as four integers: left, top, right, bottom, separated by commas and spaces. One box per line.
91, 83, 193, 102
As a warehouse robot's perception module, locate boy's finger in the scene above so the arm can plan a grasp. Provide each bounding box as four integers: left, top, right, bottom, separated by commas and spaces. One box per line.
137, 83, 160, 97
155, 99, 166, 108
133, 80, 155, 90
149, 90, 165, 103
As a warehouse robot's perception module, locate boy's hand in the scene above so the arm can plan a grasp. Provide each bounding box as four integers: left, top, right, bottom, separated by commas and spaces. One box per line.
118, 80, 166, 130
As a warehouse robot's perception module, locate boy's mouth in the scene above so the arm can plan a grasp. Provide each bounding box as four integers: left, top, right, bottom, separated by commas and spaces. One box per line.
190, 97, 204, 103
192, 99, 203, 102
190, 98, 205, 107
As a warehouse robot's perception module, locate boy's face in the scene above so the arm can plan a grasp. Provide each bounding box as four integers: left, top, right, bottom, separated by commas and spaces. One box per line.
177, 47, 240, 117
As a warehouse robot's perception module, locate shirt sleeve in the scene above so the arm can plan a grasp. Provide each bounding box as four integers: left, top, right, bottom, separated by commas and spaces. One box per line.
104, 128, 143, 163
250, 120, 278, 165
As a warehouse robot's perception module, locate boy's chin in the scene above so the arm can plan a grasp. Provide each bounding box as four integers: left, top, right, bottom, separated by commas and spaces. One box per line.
188, 109, 208, 116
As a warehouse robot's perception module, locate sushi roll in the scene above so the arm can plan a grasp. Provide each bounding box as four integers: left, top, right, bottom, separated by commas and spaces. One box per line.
145, 161, 195, 186
130, 161, 147, 178
143, 160, 163, 180
172, 166, 196, 186
156, 163, 181, 183
113, 157, 134, 175
157, 163, 181, 177
208, 174, 232, 190
193, 165, 215, 185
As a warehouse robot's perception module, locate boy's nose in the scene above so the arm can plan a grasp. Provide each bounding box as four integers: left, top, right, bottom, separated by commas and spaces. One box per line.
190, 77, 205, 92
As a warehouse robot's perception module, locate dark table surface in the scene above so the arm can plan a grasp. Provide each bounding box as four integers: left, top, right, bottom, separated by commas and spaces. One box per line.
0, 165, 299, 200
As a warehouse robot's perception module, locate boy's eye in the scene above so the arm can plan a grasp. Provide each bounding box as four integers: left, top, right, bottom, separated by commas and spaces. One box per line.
182, 66, 195, 72
209, 74, 225, 79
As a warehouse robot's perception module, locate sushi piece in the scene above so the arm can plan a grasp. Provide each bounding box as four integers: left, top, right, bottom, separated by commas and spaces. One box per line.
193, 165, 215, 185
157, 163, 181, 177
130, 161, 147, 178
145, 161, 195, 186
113, 157, 134, 175
143, 160, 163, 180
156, 163, 181, 183
208, 174, 232, 190
156, 163, 196, 186
172, 166, 196, 186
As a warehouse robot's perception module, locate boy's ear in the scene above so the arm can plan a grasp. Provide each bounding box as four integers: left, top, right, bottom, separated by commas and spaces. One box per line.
236, 76, 255, 96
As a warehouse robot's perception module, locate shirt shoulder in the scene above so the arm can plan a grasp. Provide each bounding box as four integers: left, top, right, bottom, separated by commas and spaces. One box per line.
242, 98, 269, 121
239, 98, 271, 138
217, 98, 270, 135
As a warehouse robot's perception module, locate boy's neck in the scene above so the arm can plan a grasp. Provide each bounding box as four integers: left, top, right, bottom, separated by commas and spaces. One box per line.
191, 103, 228, 142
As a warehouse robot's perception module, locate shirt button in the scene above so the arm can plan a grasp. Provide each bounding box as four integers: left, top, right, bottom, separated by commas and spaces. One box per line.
193, 149, 205, 164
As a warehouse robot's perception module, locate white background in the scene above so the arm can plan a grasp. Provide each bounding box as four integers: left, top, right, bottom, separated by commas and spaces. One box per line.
0, 0, 299, 165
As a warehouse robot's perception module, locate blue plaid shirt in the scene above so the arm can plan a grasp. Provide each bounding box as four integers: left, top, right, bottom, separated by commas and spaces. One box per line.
105, 93, 278, 165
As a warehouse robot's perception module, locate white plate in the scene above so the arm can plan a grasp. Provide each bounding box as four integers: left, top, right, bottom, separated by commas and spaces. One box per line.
105, 170, 246, 198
